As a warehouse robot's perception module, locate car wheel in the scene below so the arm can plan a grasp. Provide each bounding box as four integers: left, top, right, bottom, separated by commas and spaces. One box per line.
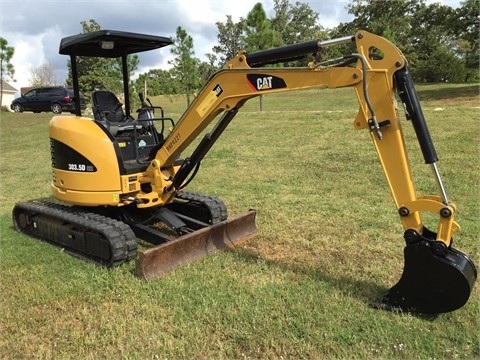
12, 103, 23, 112
51, 103, 62, 114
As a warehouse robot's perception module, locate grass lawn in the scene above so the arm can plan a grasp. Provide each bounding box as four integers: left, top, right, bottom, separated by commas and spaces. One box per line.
0, 83, 478, 359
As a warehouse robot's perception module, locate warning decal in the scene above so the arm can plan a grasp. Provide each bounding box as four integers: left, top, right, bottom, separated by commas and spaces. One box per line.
196, 84, 223, 117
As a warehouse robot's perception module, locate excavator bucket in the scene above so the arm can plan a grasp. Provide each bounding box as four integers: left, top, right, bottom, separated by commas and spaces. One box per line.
382, 241, 477, 314
136, 210, 257, 279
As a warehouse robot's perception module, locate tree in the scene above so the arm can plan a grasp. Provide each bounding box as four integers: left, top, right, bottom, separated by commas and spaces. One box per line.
197, 54, 218, 85
122, 55, 140, 110
271, 0, 325, 44
30, 62, 58, 87
343, 0, 420, 48
270, 0, 327, 66
169, 26, 198, 106
213, 1, 326, 67
135, 68, 179, 97
0, 37, 15, 107
65, 19, 139, 105
65, 20, 119, 100
244, 3, 278, 111
337, 0, 470, 82
212, 15, 246, 66
408, 2, 464, 82
451, 0, 479, 81
244, 2, 277, 52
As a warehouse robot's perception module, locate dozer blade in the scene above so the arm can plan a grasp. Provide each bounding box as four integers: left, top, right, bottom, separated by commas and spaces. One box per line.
382, 241, 477, 314
136, 210, 257, 279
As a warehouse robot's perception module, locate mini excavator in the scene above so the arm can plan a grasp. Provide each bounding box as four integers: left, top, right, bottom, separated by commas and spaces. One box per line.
13, 29, 476, 314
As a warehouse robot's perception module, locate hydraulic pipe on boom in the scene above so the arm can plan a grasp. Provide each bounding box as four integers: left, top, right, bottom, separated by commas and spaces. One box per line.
245, 35, 354, 67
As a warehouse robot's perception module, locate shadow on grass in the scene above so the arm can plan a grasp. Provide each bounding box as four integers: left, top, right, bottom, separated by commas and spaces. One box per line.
232, 248, 439, 320
417, 83, 479, 102
233, 248, 385, 302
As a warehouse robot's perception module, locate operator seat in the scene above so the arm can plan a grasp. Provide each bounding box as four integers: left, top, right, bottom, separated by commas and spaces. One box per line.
92, 90, 125, 123
91, 90, 140, 136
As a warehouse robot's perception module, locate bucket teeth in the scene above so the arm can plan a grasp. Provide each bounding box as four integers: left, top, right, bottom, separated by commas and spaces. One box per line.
381, 241, 477, 314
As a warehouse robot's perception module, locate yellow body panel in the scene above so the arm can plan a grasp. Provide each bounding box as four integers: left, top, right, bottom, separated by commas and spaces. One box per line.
49, 115, 123, 205
51, 185, 121, 207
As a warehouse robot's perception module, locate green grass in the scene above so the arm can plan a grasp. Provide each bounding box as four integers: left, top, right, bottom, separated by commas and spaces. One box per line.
0, 83, 479, 359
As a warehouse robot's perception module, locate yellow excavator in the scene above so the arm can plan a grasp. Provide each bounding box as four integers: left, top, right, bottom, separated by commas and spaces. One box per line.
13, 29, 476, 314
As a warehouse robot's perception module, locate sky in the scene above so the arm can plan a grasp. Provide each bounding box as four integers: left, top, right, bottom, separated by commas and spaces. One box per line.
0, 0, 461, 91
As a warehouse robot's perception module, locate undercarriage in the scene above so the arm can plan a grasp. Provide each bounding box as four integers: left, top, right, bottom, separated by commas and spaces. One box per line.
13, 191, 257, 274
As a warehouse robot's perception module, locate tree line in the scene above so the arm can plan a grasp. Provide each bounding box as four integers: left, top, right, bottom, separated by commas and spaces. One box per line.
140, 0, 479, 101
1, 0, 477, 106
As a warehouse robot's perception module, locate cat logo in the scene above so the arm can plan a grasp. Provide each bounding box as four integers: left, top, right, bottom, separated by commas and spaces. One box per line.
247, 74, 287, 92
257, 76, 273, 90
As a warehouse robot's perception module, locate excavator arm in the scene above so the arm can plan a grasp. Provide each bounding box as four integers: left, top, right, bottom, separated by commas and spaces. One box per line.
142, 30, 454, 247
138, 30, 476, 313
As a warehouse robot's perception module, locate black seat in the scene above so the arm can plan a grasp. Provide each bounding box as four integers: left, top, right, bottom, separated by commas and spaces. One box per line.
92, 90, 125, 123
91, 90, 141, 136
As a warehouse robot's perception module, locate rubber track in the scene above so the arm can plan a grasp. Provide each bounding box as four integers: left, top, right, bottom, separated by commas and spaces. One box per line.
13, 200, 137, 267
174, 191, 228, 224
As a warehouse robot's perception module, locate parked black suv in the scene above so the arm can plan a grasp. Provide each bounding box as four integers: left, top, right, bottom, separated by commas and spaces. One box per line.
11, 86, 86, 114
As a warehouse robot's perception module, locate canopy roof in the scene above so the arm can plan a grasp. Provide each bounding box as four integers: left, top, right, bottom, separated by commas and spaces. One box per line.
59, 30, 173, 58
